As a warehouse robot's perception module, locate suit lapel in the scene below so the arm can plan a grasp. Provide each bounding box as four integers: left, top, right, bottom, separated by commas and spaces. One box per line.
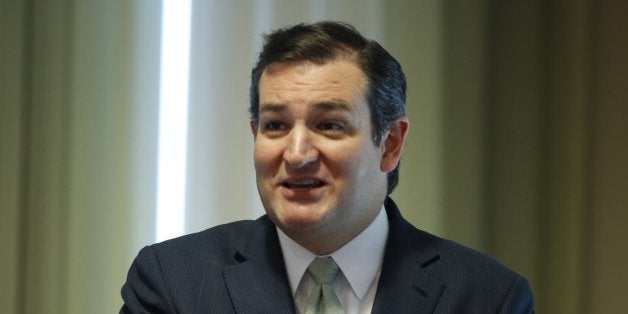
223, 216, 295, 313
371, 198, 445, 314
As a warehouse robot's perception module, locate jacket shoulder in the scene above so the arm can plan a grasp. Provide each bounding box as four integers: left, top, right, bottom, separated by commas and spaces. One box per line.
121, 218, 270, 313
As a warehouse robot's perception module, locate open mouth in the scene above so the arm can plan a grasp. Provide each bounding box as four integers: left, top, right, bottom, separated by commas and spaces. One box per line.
282, 179, 325, 190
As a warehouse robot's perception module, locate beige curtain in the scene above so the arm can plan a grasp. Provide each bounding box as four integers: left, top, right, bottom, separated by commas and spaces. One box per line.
1, 1, 161, 312
1, 0, 626, 313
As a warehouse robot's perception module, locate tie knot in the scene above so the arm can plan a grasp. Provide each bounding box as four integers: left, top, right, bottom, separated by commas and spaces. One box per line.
307, 257, 340, 285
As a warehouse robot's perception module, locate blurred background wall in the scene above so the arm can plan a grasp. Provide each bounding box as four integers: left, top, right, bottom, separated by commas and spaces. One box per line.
1, 0, 626, 313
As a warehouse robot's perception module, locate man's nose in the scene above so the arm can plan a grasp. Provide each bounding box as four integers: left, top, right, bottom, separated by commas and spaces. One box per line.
283, 126, 318, 168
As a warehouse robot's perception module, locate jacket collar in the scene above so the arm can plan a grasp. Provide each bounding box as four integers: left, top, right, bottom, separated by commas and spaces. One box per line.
371, 197, 445, 313
222, 215, 296, 313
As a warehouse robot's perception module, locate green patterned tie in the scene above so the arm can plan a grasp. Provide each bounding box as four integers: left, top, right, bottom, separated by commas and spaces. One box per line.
304, 257, 345, 314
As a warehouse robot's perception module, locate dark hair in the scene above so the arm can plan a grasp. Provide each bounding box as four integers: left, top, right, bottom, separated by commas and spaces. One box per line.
249, 21, 406, 194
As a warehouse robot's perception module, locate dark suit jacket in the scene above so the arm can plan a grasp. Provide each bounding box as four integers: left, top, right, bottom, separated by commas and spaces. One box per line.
121, 198, 534, 313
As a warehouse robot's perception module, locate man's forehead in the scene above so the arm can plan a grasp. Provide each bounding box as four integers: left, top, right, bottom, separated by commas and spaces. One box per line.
257, 57, 368, 116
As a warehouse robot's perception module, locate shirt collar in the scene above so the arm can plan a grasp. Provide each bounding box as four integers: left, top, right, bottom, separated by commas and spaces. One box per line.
277, 205, 389, 300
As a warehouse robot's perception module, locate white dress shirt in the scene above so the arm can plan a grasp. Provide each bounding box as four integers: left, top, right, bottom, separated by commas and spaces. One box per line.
277, 206, 389, 314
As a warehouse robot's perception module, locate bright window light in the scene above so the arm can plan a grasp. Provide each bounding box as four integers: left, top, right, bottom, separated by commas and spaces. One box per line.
156, 0, 192, 242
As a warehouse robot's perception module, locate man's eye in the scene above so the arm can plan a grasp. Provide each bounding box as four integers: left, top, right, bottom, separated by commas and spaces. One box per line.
319, 122, 345, 132
262, 121, 286, 132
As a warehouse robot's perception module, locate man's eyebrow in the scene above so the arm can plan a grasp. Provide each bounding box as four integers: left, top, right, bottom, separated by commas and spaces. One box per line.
312, 101, 353, 112
259, 103, 287, 114
258, 101, 353, 114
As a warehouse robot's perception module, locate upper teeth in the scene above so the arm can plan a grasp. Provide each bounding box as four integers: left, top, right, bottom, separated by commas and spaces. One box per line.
294, 180, 316, 185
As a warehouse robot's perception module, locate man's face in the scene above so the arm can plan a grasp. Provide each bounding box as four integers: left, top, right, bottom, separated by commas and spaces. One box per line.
253, 58, 400, 252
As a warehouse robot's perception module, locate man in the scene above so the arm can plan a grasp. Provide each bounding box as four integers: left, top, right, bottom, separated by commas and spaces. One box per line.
121, 21, 534, 313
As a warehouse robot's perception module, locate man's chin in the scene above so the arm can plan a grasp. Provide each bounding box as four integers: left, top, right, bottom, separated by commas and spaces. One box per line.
271, 206, 331, 231
263, 196, 335, 225
277, 214, 326, 231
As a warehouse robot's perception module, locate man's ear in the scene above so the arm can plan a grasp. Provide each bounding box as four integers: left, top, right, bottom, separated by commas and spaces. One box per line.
250, 120, 258, 138
380, 117, 409, 172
